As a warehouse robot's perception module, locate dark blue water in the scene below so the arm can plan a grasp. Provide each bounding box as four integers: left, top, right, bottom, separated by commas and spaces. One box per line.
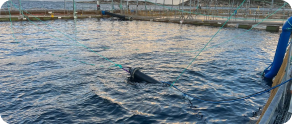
0, 15, 281, 123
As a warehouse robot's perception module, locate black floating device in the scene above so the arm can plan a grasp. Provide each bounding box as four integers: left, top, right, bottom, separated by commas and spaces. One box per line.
129, 68, 161, 84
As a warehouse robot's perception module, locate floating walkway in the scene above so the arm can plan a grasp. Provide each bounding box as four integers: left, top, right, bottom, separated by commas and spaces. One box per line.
127, 14, 284, 32
0, 10, 105, 21
0, 9, 286, 32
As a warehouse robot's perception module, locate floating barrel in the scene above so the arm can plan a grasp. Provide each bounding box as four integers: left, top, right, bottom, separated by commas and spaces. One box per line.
129, 68, 160, 84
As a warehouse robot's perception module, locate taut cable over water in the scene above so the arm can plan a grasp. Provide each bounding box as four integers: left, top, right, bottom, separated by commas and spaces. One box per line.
6, 0, 292, 106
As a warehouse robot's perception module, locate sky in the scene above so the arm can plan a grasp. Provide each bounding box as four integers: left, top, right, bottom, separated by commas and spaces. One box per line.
21, 0, 182, 4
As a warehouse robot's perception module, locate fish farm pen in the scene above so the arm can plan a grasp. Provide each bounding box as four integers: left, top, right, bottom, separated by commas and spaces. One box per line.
1, 0, 292, 124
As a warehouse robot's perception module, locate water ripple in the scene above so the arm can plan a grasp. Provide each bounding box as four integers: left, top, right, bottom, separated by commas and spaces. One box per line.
0, 18, 278, 123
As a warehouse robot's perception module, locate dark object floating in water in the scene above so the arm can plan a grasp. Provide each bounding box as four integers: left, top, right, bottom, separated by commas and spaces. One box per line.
129, 67, 161, 84
102, 11, 132, 21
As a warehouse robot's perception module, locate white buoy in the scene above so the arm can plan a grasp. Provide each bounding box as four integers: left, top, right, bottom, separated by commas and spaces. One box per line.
0, 115, 8, 124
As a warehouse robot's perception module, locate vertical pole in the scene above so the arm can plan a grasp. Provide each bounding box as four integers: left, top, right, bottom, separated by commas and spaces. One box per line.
111, 0, 114, 10
10, 1, 12, 11
188, 0, 192, 20
194, 0, 196, 19
97, 0, 100, 10
172, 0, 173, 10
172, 0, 174, 17
163, 0, 165, 18
144, 0, 147, 11
232, 0, 234, 20
182, 0, 184, 10
189, 0, 192, 13
215, 0, 217, 9
120, 0, 123, 14
154, 0, 157, 12
18, 0, 21, 16
229, 0, 230, 17
64, 0, 66, 15
127, 0, 129, 11
271, 0, 274, 11
136, 0, 138, 15
178, 0, 181, 19
179, 0, 181, 10
73, 0, 75, 17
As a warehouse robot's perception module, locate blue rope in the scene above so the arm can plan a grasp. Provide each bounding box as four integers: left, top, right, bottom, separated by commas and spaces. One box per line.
168, 3, 287, 54
163, 77, 292, 103
171, 0, 247, 87
8, 1, 17, 43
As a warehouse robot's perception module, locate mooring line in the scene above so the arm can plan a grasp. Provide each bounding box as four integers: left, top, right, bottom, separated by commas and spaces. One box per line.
8, 0, 291, 105
171, 0, 292, 86
8, 0, 17, 43
166, 3, 287, 54
164, 76, 292, 103
171, 0, 247, 87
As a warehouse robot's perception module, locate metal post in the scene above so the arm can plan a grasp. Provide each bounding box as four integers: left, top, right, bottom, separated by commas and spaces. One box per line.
271, 0, 274, 11
120, 0, 123, 14
10, 1, 12, 11
182, 0, 184, 10
18, 0, 21, 16
232, 0, 234, 21
73, 0, 76, 18
172, 0, 173, 10
144, 0, 147, 11
181, 0, 184, 20
127, 0, 129, 11
111, 0, 114, 11
64, 0, 66, 15
154, 0, 157, 16
136, 0, 138, 15
97, 0, 100, 10
194, 0, 196, 19
229, 0, 230, 17
189, 0, 192, 13
179, 0, 181, 10
187, 0, 193, 20
163, 0, 165, 18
